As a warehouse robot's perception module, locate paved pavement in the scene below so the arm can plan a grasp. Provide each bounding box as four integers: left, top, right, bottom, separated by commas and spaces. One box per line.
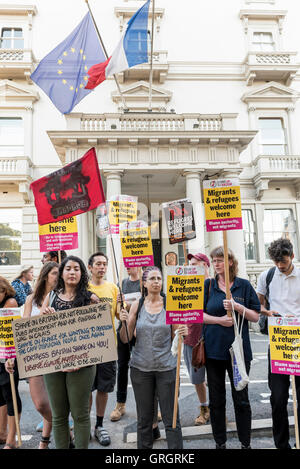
1, 330, 298, 450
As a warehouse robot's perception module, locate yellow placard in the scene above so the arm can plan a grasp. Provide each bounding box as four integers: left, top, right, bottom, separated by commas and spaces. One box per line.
203, 185, 242, 221
120, 222, 154, 268
0, 309, 21, 359
109, 199, 137, 231
39, 216, 78, 235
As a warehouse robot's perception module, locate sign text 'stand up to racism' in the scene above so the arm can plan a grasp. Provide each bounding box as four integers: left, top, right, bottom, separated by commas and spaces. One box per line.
203, 178, 242, 232
269, 316, 300, 377
12, 303, 117, 379
166, 266, 204, 325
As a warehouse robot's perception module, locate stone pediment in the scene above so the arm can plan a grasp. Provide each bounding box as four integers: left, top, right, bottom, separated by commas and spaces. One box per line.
242, 81, 299, 109
111, 80, 172, 111
0, 79, 39, 106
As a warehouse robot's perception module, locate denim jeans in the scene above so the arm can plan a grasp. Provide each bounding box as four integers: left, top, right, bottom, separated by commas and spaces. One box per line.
205, 358, 252, 447
130, 367, 183, 449
268, 349, 300, 449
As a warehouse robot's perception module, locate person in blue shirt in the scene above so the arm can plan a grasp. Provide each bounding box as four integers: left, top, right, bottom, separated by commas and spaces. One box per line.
203, 246, 260, 450
11, 265, 34, 306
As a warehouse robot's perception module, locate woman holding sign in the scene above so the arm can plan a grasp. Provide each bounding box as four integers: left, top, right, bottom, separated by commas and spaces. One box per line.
203, 246, 260, 449
40, 256, 99, 449
119, 266, 187, 449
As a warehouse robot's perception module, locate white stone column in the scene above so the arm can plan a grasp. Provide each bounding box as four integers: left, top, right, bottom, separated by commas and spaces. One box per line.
104, 171, 123, 283
184, 171, 205, 255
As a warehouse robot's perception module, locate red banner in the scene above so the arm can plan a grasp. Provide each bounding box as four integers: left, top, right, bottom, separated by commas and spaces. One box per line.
30, 148, 105, 225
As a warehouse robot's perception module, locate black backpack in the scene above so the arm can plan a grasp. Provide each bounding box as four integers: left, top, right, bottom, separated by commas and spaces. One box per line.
258, 266, 275, 335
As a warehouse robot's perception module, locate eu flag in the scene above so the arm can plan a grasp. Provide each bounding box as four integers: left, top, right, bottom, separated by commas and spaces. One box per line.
31, 13, 106, 114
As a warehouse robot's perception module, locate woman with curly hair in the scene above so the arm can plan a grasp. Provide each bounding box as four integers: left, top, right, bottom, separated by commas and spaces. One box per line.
40, 256, 100, 449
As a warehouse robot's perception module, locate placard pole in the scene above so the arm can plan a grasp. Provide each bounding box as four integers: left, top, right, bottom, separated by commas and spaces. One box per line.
9, 368, 22, 447
292, 375, 300, 449
222, 230, 231, 316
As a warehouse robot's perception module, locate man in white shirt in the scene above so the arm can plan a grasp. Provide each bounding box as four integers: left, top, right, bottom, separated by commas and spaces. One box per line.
256, 238, 300, 449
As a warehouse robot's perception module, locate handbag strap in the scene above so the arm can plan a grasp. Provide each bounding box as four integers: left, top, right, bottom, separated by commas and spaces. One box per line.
231, 299, 245, 338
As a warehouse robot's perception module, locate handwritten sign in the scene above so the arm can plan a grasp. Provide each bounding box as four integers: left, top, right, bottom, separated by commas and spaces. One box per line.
162, 198, 196, 244
166, 266, 204, 325
108, 195, 137, 235
120, 221, 154, 268
38, 216, 78, 252
203, 178, 242, 232
269, 316, 300, 377
0, 308, 21, 359
12, 303, 117, 379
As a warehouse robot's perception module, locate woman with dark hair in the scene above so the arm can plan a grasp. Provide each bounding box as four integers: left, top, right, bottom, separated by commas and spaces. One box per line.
203, 246, 260, 449
119, 266, 187, 449
39, 256, 100, 449
0, 277, 19, 449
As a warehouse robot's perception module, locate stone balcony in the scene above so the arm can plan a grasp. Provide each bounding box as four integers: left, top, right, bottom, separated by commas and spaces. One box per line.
0, 156, 33, 183
0, 49, 35, 81
244, 51, 299, 86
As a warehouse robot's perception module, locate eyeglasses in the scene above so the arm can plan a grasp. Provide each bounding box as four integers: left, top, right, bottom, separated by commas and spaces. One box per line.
212, 259, 224, 265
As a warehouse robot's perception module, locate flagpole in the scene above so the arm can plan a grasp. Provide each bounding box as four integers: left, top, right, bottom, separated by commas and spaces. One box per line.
148, 0, 155, 111
85, 0, 129, 111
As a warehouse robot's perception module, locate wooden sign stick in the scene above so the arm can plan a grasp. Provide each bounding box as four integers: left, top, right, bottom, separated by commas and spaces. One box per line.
222, 231, 232, 316
58, 250, 61, 264
172, 241, 188, 429
9, 366, 22, 447
292, 375, 300, 449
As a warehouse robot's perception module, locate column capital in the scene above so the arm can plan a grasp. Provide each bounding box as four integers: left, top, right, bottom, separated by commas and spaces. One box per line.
183, 169, 205, 180
103, 170, 124, 180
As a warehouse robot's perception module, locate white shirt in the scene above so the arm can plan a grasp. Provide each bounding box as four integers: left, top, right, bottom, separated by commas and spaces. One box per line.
256, 266, 300, 317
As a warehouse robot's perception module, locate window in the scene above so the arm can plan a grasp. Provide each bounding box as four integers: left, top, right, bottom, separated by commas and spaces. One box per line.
242, 209, 257, 261
252, 32, 275, 51
263, 209, 298, 260
0, 209, 22, 266
0, 118, 24, 157
0, 28, 24, 49
259, 118, 287, 155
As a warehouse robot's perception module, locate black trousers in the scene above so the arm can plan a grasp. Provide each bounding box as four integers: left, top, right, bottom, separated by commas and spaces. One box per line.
116, 331, 133, 403
130, 367, 183, 449
268, 350, 300, 449
205, 357, 252, 447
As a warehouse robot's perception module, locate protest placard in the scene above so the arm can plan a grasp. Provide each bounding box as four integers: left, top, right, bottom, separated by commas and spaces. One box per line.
166, 266, 204, 325
108, 195, 137, 235
203, 178, 242, 232
0, 308, 21, 359
269, 316, 300, 376
12, 303, 117, 379
38, 216, 78, 252
162, 198, 196, 245
96, 203, 110, 238
120, 220, 154, 268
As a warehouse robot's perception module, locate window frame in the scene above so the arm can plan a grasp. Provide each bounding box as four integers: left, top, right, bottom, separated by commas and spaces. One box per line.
0, 208, 22, 267
258, 116, 287, 156
0, 27, 24, 49
242, 207, 258, 262
0, 116, 24, 157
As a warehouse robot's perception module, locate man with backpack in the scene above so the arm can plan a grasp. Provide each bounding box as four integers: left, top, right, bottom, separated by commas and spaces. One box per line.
256, 238, 300, 449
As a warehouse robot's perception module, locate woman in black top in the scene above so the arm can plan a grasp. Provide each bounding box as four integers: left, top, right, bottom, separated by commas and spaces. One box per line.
0, 276, 20, 449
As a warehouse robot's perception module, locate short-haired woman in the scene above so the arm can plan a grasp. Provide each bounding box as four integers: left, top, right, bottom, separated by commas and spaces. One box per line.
203, 246, 260, 449
0, 277, 20, 449
11, 265, 34, 307
119, 266, 187, 449
40, 256, 100, 449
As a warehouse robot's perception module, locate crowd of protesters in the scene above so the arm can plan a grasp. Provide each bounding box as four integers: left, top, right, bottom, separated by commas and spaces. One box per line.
0, 239, 299, 449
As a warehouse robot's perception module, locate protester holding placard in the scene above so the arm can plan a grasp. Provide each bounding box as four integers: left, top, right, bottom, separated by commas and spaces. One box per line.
88, 252, 118, 447
11, 265, 34, 307
184, 253, 210, 426
23, 261, 58, 449
203, 246, 260, 449
256, 238, 300, 449
119, 266, 187, 449
40, 256, 100, 449
0, 277, 19, 449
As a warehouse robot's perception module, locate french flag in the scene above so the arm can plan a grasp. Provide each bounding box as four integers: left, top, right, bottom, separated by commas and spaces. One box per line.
85, 0, 150, 90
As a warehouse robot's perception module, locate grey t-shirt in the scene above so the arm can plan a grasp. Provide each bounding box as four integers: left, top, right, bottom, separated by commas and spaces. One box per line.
122, 278, 141, 294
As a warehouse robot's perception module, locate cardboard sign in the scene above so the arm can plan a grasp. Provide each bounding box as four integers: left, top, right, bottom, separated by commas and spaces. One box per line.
12, 303, 117, 379
120, 221, 154, 268
269, 316, 300, 377
0, 308, 21, 359
96, 203, 110, 239
166, 266, 204, 325
163, 198, 196, 244
108, 195, 137, 235
203, 178, 242, 232
38, 216, 78, 252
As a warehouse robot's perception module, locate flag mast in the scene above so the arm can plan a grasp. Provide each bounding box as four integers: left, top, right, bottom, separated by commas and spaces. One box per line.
85, 0, 129, 111
148, 0, 155, 111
